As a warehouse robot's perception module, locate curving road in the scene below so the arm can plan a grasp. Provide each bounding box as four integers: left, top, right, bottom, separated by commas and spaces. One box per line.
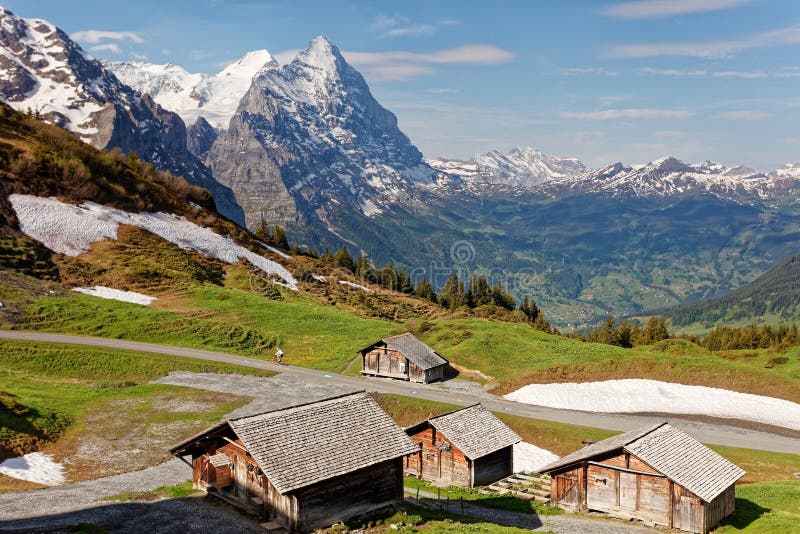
2, 330, 798, 454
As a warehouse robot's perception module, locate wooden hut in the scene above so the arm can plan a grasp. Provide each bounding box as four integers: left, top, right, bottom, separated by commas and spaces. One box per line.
540, 422, 745, 534
170, 392, 419, 533
359, 333, 448, 384
404, 404, 521, 487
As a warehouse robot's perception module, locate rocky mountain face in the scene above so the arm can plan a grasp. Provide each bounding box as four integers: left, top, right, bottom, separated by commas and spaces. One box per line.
205, 36, 437, 230
0, 7, 244, 225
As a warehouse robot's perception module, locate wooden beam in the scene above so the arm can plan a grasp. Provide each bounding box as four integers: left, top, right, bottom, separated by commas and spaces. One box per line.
587, 461, 667, 478
222, 436, 249, 454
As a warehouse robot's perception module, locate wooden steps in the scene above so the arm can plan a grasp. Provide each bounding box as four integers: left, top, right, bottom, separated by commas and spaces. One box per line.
479, 473, 552, 504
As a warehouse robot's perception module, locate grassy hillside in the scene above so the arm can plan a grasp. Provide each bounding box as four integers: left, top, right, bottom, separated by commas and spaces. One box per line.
1, 100, 799, 403
0, 339, 273, 491
653, 252, 800, 329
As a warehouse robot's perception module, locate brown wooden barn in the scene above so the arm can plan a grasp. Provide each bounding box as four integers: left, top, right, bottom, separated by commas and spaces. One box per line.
540, 422, 745, 534
170, 392, 419, 533
359, 333, 448, 383
404, 404, 521, 487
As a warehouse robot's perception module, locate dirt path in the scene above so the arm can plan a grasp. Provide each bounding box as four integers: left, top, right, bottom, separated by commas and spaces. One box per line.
0, 459, 189, 522
2, 330, 799, 454
408, 490, 659, 533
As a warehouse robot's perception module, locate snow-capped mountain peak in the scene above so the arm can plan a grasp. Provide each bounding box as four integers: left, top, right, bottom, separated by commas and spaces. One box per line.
428, 147, 589, 189
107, 49, 278, 130
538, 155, 797, 201
205, 35, 433, 227
219, 49, 275, 78
297, 36, 339, 70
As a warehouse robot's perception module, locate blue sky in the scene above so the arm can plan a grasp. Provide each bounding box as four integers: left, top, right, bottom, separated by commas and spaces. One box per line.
6, 0, 800, 169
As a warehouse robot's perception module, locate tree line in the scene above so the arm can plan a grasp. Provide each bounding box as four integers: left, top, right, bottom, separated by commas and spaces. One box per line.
568, 315, 670, 348
313, 245, 553, 332
683, 323, 800, 351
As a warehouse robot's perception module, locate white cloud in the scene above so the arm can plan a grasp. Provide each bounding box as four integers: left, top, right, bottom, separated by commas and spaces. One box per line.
640, 67, 767, 78
776, 66, 800, 78
343, 45, 515, 81
608, 25, 800, 58
712, 70, 768, 78
559, 108, 696, 120
641, 67, 707, 77
91, 43, 121, 54
559, 67, 619, 76
423, 87, 461, 94
715, 110, 772, 120
603, 0, 753, 19
371, 14, 457, 38
71, 30, 143, 44
386, 24, 437, 37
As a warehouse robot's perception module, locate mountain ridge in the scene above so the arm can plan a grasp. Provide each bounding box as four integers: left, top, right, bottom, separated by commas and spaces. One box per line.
0, 7, 245, 225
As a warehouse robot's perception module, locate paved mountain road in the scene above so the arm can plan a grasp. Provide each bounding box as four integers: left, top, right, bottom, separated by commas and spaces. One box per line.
2, 330, 798, 454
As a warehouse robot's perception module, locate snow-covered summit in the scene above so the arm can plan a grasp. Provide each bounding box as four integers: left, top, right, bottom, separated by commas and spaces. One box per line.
428, 147, 588, 189
542, 155, 799, 201
106, 49, 278, 130
206, 35, 436, 226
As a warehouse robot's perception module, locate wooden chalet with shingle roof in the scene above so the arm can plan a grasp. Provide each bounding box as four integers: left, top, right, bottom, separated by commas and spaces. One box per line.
404, 404, 521, 487
170, 392, 419, 533
540, 422, 745, 534
358, 332, 448, 383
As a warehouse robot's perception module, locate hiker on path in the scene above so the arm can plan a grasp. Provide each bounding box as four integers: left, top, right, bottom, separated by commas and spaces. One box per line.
274, 347, 284, 364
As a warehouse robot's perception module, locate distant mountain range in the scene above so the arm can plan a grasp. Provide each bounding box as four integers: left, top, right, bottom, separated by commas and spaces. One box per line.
3, 5, 800, 328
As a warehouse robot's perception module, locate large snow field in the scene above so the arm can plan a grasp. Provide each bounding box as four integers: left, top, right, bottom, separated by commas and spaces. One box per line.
72, 286, 157, 306
10, 194, 297, 289
504, 379, 800, 431
513, 442, 559, 474
0, 452, 66, 486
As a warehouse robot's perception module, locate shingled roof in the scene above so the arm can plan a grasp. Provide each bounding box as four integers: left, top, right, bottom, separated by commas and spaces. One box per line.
359, 333, 448, 370
424, 404, 521, 459
541, 423, 745, 502
234, 392, 417, 494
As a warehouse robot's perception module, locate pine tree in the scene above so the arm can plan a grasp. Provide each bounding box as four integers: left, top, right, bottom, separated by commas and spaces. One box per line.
467, 276, 492, 307
272, 225, 289, 250
490, 281, 515, 310
414, 278, 438, 303
333, 246, 355, 272
254, 217, 271, 241
439, 273, 467, 309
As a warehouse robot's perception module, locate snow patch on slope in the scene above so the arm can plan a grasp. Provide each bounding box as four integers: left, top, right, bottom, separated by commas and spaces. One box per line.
338, 280, 372, 292
0, 452, 66, 486
9, 194, 296, 289
504, 379, 800, 431
513, 442, 559, 474
72, 286, 156, 305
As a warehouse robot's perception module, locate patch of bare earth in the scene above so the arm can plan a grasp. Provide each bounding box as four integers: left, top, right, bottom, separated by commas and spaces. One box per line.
0, 473, 46, 493
46, 390, 247, 482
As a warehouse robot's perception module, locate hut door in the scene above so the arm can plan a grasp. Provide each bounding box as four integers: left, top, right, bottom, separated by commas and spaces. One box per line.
619, 472, 637, 511
680, 496, 701, 533
235, 457, 247, 499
